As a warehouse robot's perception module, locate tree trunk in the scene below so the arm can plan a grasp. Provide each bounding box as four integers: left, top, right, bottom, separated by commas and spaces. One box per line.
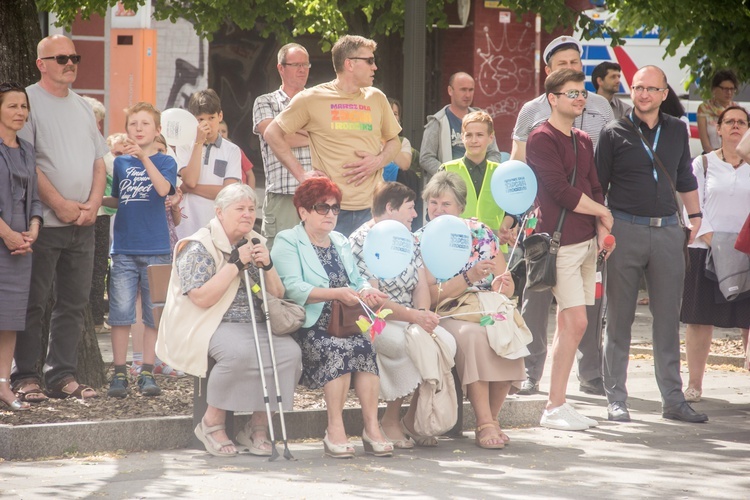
0, 0, 42, 85
3, 1, 107, 388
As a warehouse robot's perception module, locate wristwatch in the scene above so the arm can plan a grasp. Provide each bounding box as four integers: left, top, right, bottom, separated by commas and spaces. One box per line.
687, 212, 703, 219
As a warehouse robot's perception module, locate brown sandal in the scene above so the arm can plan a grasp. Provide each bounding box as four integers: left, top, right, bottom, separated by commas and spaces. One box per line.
46, 376, 98, 400
12, 378, 49, 403
475, 423, 505, 450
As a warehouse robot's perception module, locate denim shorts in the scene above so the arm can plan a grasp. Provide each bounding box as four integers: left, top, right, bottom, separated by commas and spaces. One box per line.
108, 253, 171, 329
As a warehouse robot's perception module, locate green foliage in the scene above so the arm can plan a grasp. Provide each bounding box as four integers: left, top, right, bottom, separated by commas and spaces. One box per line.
37, 0, 452, 50
500, 0, 750, 93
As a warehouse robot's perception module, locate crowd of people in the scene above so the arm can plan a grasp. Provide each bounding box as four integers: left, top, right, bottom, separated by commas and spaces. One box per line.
1, 31, 748, 459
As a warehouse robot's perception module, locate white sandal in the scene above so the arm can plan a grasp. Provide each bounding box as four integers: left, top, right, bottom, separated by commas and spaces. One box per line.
236, 424, 273, 456
194, 420, 237, 457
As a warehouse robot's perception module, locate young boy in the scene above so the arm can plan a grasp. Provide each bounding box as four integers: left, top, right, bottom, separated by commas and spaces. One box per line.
104, 102, 178, 398
438, 110, 515, 239
175, 89, 241, 239
219, 120, 255, 188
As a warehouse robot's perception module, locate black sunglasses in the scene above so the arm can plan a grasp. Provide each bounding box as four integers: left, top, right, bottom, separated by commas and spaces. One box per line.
312, 203, 341, 216
0, 82, 24, 93
348, 56, 376, 65
40, 54, 81, 65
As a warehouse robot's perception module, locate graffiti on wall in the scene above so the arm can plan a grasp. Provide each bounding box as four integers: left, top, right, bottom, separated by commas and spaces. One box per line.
165, 41, 205, 109
476, 24, 534, 118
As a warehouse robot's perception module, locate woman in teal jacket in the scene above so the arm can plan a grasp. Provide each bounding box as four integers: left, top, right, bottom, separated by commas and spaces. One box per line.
272, 177, 391, 459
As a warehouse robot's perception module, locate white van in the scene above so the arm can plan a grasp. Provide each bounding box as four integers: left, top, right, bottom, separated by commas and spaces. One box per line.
575, 7, 749, 157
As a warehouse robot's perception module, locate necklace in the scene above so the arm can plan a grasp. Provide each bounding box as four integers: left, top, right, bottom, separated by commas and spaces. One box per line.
719, 147, 744, 169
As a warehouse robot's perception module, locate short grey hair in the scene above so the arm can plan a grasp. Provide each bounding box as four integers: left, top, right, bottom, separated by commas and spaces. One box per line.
278, 43, 308, 65
422, 171, 467, 212
82, 95, 106, 122
214, 183, 257, 212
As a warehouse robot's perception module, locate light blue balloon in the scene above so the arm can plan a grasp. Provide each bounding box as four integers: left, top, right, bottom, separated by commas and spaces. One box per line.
490, 160, 538, 215
363, 220, 414, 279
420, 215, 472, 280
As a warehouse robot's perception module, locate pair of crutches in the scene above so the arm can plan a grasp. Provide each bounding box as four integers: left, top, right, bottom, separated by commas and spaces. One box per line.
240, 237, 294, 461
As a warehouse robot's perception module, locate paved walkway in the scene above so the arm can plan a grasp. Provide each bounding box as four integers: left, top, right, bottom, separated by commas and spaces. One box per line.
2, 356, 748, 499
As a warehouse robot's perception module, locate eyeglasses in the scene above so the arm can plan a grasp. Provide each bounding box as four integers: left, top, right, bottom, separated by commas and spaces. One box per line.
718, 85, 737, 93
721, 119, 749, 127
631, 85, 666, 94
282, 62, 311, 69
0, 82, 24, 93
348, 56, 376, 65
40, 54, 81, 65
312, 203, 341, 216
551, 89, 588, 99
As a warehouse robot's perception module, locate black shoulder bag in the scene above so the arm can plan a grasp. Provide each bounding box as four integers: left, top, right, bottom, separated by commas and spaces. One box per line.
625, 118, 691, 268
524, 133, 579, 292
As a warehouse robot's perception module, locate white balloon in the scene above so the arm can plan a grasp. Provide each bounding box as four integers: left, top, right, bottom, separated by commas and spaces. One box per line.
161, 108, 198, 147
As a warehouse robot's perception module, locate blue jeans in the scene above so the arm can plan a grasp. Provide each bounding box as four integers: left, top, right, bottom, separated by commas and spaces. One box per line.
334, 208, 372, 237
108, 254, 171, 329
13, 225, 95, 388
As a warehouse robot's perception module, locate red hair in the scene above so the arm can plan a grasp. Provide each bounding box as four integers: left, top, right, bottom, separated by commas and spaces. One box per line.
293, 177, 342, 212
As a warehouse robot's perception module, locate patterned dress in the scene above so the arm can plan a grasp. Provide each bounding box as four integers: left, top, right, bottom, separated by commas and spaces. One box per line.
293, 244, 378, 389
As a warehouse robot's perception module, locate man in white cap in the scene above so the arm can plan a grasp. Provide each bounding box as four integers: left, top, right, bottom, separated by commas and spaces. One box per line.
511, 35, 614, 398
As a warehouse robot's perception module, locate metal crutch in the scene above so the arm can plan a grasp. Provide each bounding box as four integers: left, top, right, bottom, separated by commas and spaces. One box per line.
239, 239, 280, 461
251, 238, 295, 461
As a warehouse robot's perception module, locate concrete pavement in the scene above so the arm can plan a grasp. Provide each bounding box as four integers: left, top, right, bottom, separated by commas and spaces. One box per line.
1, 355, 749, 499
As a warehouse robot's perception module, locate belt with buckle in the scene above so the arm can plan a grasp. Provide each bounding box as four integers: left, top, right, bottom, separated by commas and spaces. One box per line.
611, 209, 679, 228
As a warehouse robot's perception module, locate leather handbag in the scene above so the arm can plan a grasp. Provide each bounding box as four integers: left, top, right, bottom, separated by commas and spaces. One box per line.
245, 274, 305, 336
327, 300, 363, 338
524, 133, 578, 292
735, 214, 750, 254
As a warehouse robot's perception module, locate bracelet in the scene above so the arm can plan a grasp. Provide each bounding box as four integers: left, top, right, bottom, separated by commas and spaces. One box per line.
687, 212, 703, 219
261, 256, 273, 271
461, 270, 472, 286
29, 220, 41, 226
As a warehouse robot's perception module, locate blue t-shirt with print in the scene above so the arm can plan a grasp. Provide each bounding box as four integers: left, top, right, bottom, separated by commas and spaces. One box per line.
111, 152, 177, 255
446, 107, 465, 160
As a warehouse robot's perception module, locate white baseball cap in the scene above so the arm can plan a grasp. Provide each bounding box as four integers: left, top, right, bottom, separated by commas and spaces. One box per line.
543, 36, 583, 65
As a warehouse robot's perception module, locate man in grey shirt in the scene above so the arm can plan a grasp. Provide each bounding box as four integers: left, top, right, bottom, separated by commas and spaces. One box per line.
13, 35, 108, 402
420, 72, 503, 177
510, 36, 614, 397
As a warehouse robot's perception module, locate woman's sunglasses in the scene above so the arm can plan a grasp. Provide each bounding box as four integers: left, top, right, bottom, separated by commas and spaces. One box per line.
312, 203, 341, 215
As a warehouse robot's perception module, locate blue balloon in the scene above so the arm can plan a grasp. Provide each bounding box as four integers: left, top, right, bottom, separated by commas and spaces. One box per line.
420, 215, 472, 280
363, 220, 414, 279
490, 160, 538, 215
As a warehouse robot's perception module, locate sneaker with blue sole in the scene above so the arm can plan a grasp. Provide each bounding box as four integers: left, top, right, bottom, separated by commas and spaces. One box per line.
137, 371, 162, 397
107, 373, 129, 398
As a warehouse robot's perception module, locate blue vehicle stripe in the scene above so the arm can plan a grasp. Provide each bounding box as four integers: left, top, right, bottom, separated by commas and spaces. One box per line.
582, 45, 610, 60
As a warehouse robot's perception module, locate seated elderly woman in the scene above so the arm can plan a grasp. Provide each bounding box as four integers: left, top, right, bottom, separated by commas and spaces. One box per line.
272, 177, 391, 459
156, 183, 301, 457
417, 171, 523, 450
349, 182, 457, 448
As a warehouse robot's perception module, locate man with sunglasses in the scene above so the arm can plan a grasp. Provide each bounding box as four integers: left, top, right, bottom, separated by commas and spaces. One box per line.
13, 35, 108, 402
511, 36, 615, 399
595, 65, 707, 424
527, 69, 613, 430
264, 34, 402, 237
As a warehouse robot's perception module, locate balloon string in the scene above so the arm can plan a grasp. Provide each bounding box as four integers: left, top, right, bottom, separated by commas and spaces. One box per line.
505, 213, 529, 272
434, 283, 443, 316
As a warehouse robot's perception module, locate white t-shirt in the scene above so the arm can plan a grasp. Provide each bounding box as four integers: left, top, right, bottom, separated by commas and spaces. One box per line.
174, 134, 242, 238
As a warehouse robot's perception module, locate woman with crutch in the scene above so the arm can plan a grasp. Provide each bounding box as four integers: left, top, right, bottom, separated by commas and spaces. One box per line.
157, 183, 301, 457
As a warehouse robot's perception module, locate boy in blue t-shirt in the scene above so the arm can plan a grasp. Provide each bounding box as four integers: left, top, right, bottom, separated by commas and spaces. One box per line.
103, 102, 177, 398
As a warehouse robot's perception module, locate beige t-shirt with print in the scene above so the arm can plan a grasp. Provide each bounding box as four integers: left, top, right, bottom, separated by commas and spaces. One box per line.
275, 81, 401, 210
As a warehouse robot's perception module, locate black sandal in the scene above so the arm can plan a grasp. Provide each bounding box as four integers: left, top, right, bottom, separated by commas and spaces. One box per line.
46, 376, 98, 400
12, 378, 49, 403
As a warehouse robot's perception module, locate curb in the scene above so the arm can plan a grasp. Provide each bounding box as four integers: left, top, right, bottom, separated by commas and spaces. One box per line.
0, 397, 546, 460
630, 346, 746, 368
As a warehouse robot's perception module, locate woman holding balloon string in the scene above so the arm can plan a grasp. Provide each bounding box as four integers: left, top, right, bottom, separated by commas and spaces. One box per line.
349, 182, 457, 448
417, 171, 523, 449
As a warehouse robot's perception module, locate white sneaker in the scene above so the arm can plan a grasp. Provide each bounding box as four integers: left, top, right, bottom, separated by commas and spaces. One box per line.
540, 404, 590, 431
562, 403, 599, 427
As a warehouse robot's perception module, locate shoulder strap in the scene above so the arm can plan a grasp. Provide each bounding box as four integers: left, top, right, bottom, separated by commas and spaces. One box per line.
701, 154, 708, 177
551, 132, 578, 249
625, 117, 686, 227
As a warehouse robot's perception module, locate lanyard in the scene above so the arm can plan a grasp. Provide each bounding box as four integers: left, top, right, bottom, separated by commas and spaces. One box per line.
630, 110, 661, 181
